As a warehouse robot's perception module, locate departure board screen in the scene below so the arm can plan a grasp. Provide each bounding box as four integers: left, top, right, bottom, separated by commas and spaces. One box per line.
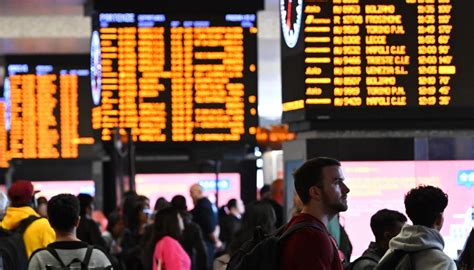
0, 99, 8, 168
92, 13, 258, 143
4, 55, 95, 159
281, 0, 474, 126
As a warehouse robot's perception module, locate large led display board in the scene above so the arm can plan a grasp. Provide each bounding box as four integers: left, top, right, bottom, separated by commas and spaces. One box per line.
281, 0, 474, 127
340, 160, 474, 259
91, 13, 258, 143
135, 173, 241, 208
4, 55, 95, 159
0, 99, 8, 168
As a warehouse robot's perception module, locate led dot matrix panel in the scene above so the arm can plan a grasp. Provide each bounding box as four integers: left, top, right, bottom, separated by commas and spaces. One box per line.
4, 55, 95, 159
92, 13, 258, 143
281, 0, 474, 127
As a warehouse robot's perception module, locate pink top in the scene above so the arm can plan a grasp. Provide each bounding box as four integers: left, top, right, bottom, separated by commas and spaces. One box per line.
153, 236, 191, 270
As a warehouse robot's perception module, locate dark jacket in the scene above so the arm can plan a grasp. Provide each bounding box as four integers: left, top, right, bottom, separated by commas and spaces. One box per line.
77, 217, 107, 249
180, 212, 208, 270
219, 214, 242, 246
351, 242, 384, 270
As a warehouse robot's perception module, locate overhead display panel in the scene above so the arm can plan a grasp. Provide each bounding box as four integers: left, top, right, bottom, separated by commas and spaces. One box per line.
0, 99, 8, 168
281, 0, 474, 128
92, 13, 258, 143
4, 55, 95, 159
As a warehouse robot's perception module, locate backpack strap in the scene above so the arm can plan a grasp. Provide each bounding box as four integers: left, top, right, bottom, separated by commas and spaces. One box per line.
81, 245, 94, 269
16, 215, 41, 235
46, 246, 67, 268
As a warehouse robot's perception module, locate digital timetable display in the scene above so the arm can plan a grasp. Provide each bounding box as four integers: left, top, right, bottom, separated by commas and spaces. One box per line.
92, 13, 258, 143
4, 56, 95, 159
281, 0, 474, 126
0, 100, 8, 168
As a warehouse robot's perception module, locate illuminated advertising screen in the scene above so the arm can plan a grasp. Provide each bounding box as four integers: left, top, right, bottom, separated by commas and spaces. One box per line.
0, 180, 95, 198
4, 55, 95, 159
340, 160, 474, 259
135, 173, 241, 208
281, 0, 474, 127
91, 13, 258, 144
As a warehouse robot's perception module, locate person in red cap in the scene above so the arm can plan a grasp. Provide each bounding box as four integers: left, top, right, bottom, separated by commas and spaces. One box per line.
1, 180, 55, 257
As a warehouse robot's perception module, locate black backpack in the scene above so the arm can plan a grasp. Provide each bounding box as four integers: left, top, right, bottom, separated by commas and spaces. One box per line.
45, 245, 112, 270
345, 254, 379, 270
0, 215, 41, 270
227, 222, 325, 270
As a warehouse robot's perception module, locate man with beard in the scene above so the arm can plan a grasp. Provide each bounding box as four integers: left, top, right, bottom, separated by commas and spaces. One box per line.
281, 157, 350, 270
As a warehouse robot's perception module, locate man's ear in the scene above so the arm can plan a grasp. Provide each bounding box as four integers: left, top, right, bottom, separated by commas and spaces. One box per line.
434, 213, 444, 231
308, 186, 322, 201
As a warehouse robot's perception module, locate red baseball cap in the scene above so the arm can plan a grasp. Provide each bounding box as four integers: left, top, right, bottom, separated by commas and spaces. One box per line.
8, 180, 39, 206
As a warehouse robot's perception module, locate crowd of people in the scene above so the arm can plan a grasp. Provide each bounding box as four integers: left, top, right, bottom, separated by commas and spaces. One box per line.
0, 157, 473, 269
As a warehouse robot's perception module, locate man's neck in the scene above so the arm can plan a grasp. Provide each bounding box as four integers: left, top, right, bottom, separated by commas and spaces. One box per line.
54, 230, 80, 242
230, 210, 241, 219
300, 204, 335, 228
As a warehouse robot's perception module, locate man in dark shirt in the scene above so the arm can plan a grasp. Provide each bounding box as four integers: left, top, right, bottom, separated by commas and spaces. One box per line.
190, 184, 221, 270
76, 193, 107, 249
263, 179, 284, 228
281, 157, 350, 270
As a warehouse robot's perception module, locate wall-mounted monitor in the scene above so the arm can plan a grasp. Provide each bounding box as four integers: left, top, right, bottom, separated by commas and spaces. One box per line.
4, 55, 96, 159
91, 13, 258, 145
340, 160, 474, 259
135, 172, 241, 208
281, 1, 474, 129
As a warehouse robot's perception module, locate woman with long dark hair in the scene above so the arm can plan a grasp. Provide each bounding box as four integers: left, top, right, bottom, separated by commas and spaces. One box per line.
459, 228, 474, 270
146, 207, 191, 270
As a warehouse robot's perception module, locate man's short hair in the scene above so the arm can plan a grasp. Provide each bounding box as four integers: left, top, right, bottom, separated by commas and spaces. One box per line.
370, 209, 407, 241
227, 199, 237, 209
77, 193, 94, 217
293, 157, 341, 204
404, 185, 448, 227
48, 194, 80, 232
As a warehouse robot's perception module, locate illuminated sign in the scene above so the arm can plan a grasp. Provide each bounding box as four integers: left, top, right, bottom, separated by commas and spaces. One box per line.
281, 0, 473, 126
0, 100, 9, 168
93, 13, 258, 143
5, 55, 96, 159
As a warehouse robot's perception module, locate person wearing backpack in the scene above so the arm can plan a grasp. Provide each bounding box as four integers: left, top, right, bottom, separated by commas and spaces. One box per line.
281, 157, 350, 270
375, 186, 457, 270
1, 180, 55, 257
349, 209, 407, 270
28, 193, 113, 269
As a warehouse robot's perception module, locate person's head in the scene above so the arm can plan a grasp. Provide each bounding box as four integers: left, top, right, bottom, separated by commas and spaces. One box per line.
77, 193, 94, 217
127, 199, 150, 233
8, 180, 37, 208
106, 212, 125, 238
154, 197, 171, 213
48, 194, 80, 233
227, 198, 245, 216
293, 157, 349, 216
459, 228, 474, 270
259, 184, 271, 200
270, 179, 284, 206
137, 195, 150, 209
241, 201, 276, 235
36, 196, 48, 218
189, 184, 203, 203
171, 195, 188, 212
404, 185, 448, 230
151, 207, 184, 243
0, 191, 9, 219
370, 209, 407, 252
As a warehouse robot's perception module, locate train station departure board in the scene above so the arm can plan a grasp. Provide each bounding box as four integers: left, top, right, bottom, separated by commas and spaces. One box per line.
4, 55, 95, 159
281, 0, 474, 127
0, 99, 8, 168
92, 13, 258, 143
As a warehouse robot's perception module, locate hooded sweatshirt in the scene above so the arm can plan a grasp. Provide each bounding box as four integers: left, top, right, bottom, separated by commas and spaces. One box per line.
1, 206, 56, 257
375, 224, 456, 270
